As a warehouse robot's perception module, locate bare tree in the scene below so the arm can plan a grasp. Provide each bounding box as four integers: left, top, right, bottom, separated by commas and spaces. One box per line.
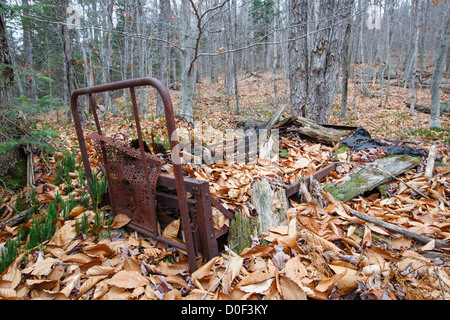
21, 0, 38, 101
156, 0, 171, 116
430, 6, 450, 129
409, 0, 421, 116
56, 0, 82, 123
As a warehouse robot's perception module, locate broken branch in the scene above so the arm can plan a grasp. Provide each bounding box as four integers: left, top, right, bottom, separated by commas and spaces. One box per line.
348, 209, 448, 248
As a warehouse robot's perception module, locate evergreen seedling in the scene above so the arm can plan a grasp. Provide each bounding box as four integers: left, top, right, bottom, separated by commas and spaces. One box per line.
88, 174, 107, 211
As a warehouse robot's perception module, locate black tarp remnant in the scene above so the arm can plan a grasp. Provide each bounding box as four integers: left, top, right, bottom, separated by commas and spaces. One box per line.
340, 127, 428, 157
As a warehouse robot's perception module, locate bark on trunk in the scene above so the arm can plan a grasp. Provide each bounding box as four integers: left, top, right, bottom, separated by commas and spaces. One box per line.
21, 0, 38, 101
430, 7, 450, 129
289, 0, 354, 124
0, 7, 13, 108
288, 0, 308, 118
180, 0, 195, 123
0, 7, 27, 188
56, 0, 82, 124
156, 0, 171, 116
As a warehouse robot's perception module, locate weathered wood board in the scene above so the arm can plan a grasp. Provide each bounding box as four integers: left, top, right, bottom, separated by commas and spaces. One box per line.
324, 155, 422, 202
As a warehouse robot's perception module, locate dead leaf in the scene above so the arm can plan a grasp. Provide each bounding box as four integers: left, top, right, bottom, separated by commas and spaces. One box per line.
107, 270, 149, 289
240, 278, 274, 294
191, 256, 221, 282
22, 255, 61, 277
236, 270, 273, 288
316, 272, 346, 293
69, 206, 85, 218
284, 256, 308, 284
85, 266, 115, 277
419, 240, 435, 251
162, 219, 180, 240
77, 276, 107, 299
278, 275, 307, 300
110, 214, 132, 229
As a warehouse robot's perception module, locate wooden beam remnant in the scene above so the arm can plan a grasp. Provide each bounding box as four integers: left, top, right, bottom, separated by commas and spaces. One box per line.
324, 155, 422, 202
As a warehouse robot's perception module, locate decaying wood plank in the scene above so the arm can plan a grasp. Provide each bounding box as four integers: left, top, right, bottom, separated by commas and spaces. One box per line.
265, 104, 288, 132
275, 116, 347, 146
324, 155, 421, 202
348, 208, 448, 248
227, 208, 257, 255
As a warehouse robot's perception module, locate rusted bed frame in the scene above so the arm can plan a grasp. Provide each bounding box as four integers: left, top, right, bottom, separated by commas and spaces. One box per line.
71, 77, 230, 273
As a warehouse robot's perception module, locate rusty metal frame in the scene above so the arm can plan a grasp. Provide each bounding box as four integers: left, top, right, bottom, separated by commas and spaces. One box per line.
71, 77, 204, 272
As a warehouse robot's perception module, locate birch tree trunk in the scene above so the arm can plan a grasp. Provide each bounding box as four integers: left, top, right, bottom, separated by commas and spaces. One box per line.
430, 7, 450, 129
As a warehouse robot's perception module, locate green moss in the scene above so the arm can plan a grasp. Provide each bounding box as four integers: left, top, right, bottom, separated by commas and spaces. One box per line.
325, 155, 421, 202
227, 211, 256, 254
325, 172, 368, 202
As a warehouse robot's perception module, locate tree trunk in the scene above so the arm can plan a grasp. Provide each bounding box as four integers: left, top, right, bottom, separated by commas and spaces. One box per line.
21, 0, 38, 102
409, 0, 421, 117
56, 0, 82, 124
156, 0, 171, 116
430, 7, 450, 129
340, 23, 352, 118
288, 0, 308, 118
180, 0, 195, 123
100, 0, 114, 115
0, 8, 13, 109
289, 0, 354, 124
0, 7, 27, 188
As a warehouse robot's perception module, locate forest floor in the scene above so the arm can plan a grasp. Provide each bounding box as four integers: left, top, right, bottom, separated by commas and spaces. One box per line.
1, 72, 450, 300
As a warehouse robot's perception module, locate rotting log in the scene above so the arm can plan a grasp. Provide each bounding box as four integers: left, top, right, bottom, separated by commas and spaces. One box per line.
324, 155, 421, 202
275, 116, 348, 146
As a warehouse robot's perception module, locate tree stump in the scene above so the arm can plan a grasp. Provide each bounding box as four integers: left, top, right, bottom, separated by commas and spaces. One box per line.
227, 179, 288, 253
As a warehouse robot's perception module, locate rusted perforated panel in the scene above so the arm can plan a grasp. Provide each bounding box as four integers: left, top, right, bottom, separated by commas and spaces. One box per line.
88, 132, 163, 236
